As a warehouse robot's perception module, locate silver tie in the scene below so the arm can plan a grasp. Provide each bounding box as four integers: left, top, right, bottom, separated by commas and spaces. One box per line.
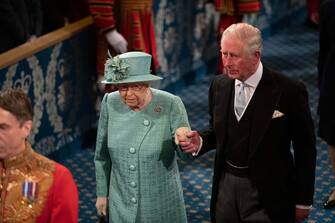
235, 82, 246, 117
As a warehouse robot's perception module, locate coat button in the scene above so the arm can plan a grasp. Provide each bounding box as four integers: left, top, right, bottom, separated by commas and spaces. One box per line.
130, 181, 137, 187
129, 165, 136, 171
131, 197, 137, 204
143, 119, 150, 126
129, 147, 136, 154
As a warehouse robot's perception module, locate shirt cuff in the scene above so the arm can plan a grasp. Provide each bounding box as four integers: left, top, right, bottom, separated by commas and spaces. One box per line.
192, 136, 203, 156
295, 204, 312, 209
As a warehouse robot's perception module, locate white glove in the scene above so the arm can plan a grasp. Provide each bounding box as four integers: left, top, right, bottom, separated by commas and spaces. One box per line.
27, 35, 37, 42
96, 196, 107, 216
105, 30, 128, 53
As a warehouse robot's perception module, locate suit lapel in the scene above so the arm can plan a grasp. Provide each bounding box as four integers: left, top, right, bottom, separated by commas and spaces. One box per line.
248, 69, 282, 159
215, 77, 234, 156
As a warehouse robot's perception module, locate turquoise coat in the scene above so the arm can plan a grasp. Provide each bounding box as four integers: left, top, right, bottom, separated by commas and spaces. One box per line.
95, 88, 190, 223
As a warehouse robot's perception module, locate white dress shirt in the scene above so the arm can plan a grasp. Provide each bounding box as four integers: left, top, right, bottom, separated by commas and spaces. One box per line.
234, 62, 263, 121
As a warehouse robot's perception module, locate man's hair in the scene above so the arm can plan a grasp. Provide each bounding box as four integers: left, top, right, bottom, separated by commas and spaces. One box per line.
221, 23, 263, 54
0, 89, 33, 124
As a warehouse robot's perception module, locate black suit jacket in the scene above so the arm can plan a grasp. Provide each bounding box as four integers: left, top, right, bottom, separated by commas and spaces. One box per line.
199, 67, 316, 222
318, 0, 335, 144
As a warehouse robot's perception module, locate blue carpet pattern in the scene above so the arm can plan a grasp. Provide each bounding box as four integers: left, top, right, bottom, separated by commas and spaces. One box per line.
59, 24, 335, 222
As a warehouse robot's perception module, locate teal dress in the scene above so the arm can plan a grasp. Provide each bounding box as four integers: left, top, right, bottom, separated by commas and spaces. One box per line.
95, 88, 190, 223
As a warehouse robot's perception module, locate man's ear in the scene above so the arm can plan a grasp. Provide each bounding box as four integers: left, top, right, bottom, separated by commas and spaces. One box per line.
255, 51, 261, 60
22, 120, 33, 138
253, 51, 261, 65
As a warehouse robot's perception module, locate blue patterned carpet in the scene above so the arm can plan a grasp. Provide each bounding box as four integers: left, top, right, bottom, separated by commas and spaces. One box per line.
60, 24, 335, 222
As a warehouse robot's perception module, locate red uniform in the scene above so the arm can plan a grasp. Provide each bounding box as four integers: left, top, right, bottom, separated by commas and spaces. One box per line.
88, 0, 158, 79
214, 0, 261, 74
0, 144, 78, 223
215, 0, 261, 33
307, 0, 320, 25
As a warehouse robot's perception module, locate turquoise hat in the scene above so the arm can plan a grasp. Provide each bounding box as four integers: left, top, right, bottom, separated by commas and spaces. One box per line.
101, 51, 162, 84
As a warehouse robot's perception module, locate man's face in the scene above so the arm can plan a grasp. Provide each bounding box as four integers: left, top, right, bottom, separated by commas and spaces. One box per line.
220, 36, 259, 81
0, 107, 31, 159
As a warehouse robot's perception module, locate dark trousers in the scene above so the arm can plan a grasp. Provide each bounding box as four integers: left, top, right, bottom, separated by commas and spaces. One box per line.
215, 172, 272, 223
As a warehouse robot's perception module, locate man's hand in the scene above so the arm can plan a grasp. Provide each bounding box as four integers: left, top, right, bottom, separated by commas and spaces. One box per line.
295, 206, 310, 223
176, 128, 201, 154
96, 196, 107, 216
105, 30, 128, 53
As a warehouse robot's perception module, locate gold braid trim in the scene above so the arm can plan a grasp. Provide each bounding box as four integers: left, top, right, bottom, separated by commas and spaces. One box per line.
1, 145, 55, 222
215, 0, 235, 15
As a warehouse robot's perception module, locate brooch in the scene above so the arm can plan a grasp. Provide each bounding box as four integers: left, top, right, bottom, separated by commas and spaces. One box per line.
154, 105, 162, 113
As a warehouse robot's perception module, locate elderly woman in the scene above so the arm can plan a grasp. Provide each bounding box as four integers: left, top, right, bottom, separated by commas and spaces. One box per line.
95, 51, 190, 223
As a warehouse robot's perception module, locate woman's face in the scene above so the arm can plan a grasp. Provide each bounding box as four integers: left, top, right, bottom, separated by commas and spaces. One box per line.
117, 83, 150, 110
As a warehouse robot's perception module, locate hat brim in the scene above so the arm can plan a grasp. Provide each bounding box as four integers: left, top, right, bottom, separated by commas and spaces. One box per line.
101, 74, 162, 84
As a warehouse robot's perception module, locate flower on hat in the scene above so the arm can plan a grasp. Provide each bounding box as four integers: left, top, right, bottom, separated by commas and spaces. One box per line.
104, 55, 130, 82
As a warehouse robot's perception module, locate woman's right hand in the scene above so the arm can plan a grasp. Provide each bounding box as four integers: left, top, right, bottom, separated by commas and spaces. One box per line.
176, 128, 201, 154
96, 196, 107, 216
